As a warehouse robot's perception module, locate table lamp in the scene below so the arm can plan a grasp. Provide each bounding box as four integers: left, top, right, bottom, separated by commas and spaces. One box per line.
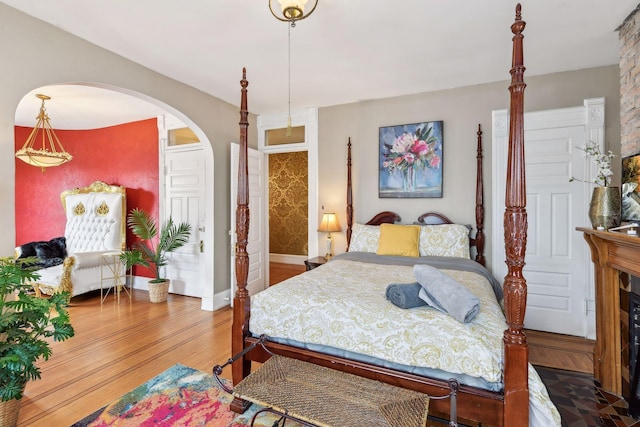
318, 213, 341, 260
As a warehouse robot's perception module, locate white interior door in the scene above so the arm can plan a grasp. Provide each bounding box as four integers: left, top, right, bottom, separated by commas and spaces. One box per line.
230, 143, 267, 299
164, 147, 206, 297
492, 98, 604, 338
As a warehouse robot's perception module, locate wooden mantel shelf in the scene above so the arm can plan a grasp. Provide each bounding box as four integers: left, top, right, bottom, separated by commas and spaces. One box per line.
578, 226, 640, 395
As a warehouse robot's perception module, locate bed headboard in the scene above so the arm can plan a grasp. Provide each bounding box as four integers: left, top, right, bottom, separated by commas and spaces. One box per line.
60, 181, 126, 253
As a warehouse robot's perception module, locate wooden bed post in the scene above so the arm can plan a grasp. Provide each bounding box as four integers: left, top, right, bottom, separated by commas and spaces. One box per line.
475, 124, 486, 266
231, 68, 252, 413
346, 138, 353, 250
503, 4, 529, 425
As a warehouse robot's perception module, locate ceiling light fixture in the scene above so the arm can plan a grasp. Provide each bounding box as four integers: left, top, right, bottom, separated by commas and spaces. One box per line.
15, 94, 72, 171
269, 0, 319, 27
269, 0, 319, 136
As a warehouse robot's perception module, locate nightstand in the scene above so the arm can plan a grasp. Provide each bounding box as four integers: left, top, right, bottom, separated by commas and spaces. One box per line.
304, 256, 327, 271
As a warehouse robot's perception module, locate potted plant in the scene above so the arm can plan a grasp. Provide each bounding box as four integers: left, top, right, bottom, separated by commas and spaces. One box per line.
120, 208, 192, 303
0, 257, 74, 427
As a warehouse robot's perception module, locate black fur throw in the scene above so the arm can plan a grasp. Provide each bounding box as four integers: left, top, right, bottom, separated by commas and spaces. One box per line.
17, 240, 46, 258
47, 236, 68, 258
18, 236, 67, 268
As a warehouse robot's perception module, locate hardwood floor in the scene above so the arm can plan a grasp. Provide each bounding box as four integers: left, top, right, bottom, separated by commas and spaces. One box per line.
269, 261, 305, 285
18, 290, 234, 426
17, 263, 595, 426
526, 328, 595, 374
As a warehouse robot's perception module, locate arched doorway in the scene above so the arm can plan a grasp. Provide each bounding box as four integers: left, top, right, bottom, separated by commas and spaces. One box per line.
13, 84, 216, 310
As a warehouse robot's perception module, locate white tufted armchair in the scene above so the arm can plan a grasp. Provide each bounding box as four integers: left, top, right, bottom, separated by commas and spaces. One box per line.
18, 181, 127, 297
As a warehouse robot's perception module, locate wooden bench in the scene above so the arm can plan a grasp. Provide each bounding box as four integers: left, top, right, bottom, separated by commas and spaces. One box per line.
232, 355, 430, 427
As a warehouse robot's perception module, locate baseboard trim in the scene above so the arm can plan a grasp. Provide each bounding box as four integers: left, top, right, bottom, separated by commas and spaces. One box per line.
213, 289, 231, 310
270, 253, 306, 265
129, 275, 217, 311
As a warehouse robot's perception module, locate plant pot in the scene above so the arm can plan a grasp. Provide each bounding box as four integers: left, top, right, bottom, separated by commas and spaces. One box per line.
148, 279, 170, 303
0, 385, 24, 427
589, 186, 621, 230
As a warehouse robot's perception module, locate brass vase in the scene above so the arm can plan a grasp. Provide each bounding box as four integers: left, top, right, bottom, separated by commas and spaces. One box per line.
588, 186, 621, 230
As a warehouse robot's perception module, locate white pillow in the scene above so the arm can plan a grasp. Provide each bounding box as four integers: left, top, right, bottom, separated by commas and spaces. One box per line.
348, 223, 380, 252
418, 224, 470, 258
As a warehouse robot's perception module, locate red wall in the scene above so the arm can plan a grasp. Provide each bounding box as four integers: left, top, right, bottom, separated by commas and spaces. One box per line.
14, 118, 159, 276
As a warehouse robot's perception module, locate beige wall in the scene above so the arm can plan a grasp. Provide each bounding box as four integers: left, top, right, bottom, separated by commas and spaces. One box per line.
0, 4, 258, 297
0, 3, 622, 290
318, 65, 621, 272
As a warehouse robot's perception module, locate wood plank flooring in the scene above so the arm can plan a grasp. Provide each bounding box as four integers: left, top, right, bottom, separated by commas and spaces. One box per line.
18, 290, 234, 426
526, 329, 595, 374
269, 261, 305, 285
16, 263, 595, 426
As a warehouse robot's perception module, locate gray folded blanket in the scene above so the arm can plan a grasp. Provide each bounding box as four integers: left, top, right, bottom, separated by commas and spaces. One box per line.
385, 282, 427, 309
413, 264, 480, 323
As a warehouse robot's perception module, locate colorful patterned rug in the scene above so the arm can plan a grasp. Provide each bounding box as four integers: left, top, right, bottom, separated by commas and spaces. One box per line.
70, 364, 300, 427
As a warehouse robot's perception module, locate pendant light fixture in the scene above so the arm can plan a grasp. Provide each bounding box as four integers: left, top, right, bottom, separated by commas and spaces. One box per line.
268, 0, 319, 27
269, 0, 319, 136
15, 94, 72, 171
286, 23, 293, 136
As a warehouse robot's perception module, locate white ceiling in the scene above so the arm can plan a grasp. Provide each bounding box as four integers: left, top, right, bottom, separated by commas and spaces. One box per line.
4, 0, 638, 129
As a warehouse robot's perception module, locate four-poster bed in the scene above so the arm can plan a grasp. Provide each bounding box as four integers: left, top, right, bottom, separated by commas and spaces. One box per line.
230, 5, 558, 426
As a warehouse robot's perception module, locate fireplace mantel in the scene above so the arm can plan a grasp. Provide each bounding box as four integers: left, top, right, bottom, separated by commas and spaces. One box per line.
578, 226, 640, 395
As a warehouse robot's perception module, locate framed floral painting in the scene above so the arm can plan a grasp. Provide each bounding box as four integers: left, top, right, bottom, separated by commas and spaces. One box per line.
379, 121, 443, 198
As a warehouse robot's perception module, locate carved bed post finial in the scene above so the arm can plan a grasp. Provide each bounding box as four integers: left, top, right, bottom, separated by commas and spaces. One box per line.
503, 4, 529, 425
231, 68, 253, 410
475, 124, 486, 266
346, 138, 353, 250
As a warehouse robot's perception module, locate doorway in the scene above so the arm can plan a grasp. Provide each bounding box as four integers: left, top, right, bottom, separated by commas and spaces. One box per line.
258, 108, 319, 265
492, 98, 604, 339
13, 85, 216, 310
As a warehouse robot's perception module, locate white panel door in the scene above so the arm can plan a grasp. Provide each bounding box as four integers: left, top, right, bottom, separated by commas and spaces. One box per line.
230, 143, 267, 299
164, 148, 205, 297
492, 99, 604, 337
520, 125, 588, 335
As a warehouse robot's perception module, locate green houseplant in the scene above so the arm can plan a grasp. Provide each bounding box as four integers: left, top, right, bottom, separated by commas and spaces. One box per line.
120, 208, 192, 303
0, 257, 74, 426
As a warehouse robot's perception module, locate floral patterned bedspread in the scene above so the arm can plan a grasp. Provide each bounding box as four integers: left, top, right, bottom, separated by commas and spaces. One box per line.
250, 256, 560, 426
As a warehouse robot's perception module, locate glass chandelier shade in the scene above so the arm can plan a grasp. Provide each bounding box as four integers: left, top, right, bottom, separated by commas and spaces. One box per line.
269, 0, 318, 26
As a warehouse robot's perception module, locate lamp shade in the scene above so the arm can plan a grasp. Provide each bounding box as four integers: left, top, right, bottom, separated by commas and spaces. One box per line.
269, 0, 318, 23
318, 213, 341, 233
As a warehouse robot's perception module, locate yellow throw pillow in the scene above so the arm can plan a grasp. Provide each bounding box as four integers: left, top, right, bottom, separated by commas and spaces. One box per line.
376, 224, 420, 257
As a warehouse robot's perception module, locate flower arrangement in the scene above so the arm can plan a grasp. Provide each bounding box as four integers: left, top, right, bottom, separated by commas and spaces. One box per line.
570, 141, 615, 187
382, 125, 441, 173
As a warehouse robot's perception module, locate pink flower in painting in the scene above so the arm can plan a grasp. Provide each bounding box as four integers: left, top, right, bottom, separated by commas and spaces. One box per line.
403, 152, 415, 164
382, 124, 440, 174
411, 139, 430, 156
390, 132, 415, 155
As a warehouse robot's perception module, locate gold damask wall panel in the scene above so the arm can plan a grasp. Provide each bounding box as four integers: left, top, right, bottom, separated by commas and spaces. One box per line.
269, 151, 308, 255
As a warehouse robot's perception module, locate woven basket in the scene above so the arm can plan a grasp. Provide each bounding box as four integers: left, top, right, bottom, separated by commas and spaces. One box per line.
0, 395, 22, 427
148, 279, 170, 303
